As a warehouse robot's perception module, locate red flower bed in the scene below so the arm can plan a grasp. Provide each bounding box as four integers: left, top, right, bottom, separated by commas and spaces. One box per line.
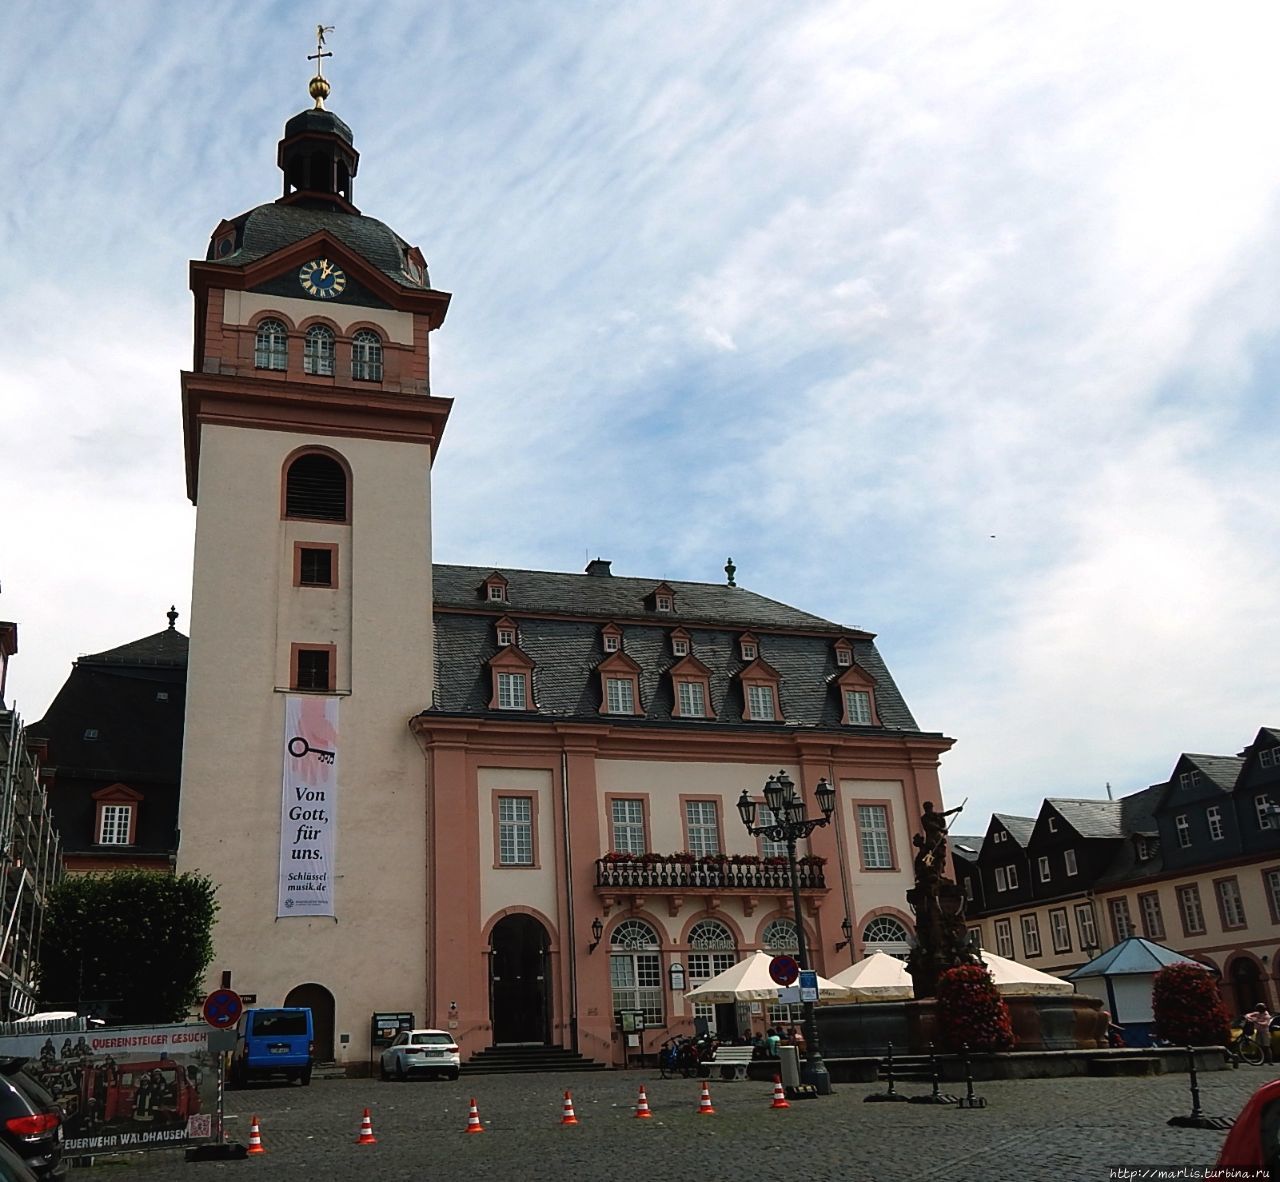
937, 964, 1015, 1052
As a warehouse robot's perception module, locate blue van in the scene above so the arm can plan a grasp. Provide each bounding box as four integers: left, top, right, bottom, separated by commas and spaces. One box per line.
230, 1008, 314, 1087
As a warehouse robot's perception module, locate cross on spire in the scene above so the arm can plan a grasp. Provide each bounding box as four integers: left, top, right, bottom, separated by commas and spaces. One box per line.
307, 24, 335, 109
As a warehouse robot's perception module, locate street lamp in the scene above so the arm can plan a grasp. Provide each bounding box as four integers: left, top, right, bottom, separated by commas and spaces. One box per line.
736, 770, 836, 1095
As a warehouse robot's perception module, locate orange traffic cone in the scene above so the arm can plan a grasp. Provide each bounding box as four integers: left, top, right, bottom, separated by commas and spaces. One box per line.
635, 1084, 652, 1119
246, 1115, 265, 1154
560, 1089, 579, 1126
356, 1107, 377, 1145
465, 1097, 484, 1134
697, 1080, 716, 1115
770, 1076, 790, 1109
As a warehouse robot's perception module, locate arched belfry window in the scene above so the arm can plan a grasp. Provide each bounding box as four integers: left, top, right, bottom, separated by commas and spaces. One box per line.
352, 329, 383, 382
284, 452, 348, 522
255, 319, 288, 371
304, 325, 335, 376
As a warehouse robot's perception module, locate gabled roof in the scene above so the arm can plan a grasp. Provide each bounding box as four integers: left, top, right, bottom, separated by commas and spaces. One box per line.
1184, 753, 1245, 789
948, 836, 984, 863
993, 814, 1035, 846
1045, 799, 1124, 839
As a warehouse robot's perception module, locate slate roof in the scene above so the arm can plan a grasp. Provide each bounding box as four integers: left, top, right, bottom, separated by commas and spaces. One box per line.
1185, 753, 1245, 788
80, 627, 188, 669
1046, 798, 1124, 839
1093, 783, 1166, 887
433, 564, 855, 632
283, 107, 354, 145
429, 564, 925, 733
208, 203, 429, 289
993, 814, 1035, 846
948, 836, 984, 863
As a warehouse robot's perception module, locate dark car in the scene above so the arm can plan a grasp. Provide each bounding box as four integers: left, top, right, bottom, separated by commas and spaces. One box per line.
0, 1064, 64, 1180
0, 1140, 39, 1182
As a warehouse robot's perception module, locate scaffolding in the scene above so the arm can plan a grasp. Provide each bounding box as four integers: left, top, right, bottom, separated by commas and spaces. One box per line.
0, 707, 60, 1019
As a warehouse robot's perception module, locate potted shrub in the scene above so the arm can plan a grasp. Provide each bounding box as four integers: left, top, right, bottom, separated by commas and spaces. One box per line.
798, 854, 826, 867
937, 964, 1015, 1052
602, 851, 635, 864
669, 851, 696, 865
1152, 962, 1231, 1047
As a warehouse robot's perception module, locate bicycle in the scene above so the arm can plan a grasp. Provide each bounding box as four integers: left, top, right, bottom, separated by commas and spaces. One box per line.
657, 1036, 701, 1079
1230, 1025, 1266, 1067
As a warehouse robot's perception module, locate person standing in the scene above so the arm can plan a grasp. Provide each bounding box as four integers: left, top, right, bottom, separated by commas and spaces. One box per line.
1245, 1003, 1276, 1064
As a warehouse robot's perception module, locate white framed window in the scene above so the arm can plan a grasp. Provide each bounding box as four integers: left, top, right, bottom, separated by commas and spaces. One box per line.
757, 805, 788, 858
1207, 805, 1224, 841
684, 800, 720, 856
1006, 865, 1019, 889
487, 584, 506, 602
1048, 817, 1058, 833
606, 677, 635, 714
994, 866, 1008, 892
672, 637, 689, 656
1175, 814, 1191, 846
678, 681, 706, 718
862, 916, 910, 958
1108, 897, 1134, 942
497, 796, 533, 865
610, 799, 646, 855
747, 684, 775, 721
964, 876, 974, 901
254, 318, 288, 370
741, 642, 757, 661
1063, 848, 1078, 876
497, 627, 515, 647
656, 594, 672, 612
1180, 769, 1203, 789
1038, 855, 1051, 882
1049, 908, 1071, 954
98, 804, 133, 845
303, 324, 335, 375
1261, 747, 1280, 769
603, 634, 620, 653
1266, 869, 1280, 924
1139, 892, 1165, 940
844, 689, 872, 725
351, 329, 383, 381
1021, 914, 1041, 958
1074, 903, 1098, 951
836, 647, 852, 666
610, 919, 662, 1026
1216, 878, 1246, 929
1136, 837, 1150, 861
857, 804, 892, 869
497, 671, 526, 710
1177, 884, 1206, 935
1257, 795, 1275, 831
994, 918, 1014, 959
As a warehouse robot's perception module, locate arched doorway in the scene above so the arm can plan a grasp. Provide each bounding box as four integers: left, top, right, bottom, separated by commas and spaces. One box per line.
490, 914, 551, 1045
284, 982, 335, 1062
1228, 957, 1266, 1016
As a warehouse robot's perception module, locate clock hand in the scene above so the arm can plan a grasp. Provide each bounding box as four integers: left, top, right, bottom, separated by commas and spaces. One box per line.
320, 261, 332, 279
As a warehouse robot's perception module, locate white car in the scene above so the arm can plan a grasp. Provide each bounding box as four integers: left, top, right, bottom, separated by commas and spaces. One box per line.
379, 1029, 461, 1081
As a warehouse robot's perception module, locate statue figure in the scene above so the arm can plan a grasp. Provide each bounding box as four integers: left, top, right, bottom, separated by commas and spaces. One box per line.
906, 798, 977, 998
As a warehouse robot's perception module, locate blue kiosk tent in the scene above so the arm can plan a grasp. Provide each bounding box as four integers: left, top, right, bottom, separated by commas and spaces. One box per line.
1067, 937, 1210, 1047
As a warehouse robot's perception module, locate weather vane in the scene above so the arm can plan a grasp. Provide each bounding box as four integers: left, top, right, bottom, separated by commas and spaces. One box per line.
307, 24, 335, 109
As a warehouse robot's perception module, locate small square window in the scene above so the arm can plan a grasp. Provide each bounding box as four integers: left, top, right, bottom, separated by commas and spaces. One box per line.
83, 728, 99, 741
488, 584, 506, 602
672, 638, 689, 656
656, 595, 672, 612
742, 643, 757, 661
604, 634, 620, 652
835, 648, 852, 667
497, 628, 515, 647
299, 547, 334, 587
295, 649, 332, 691
155, 691, 169, 701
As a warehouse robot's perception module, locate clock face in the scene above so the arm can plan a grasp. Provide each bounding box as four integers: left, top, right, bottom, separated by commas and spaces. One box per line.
298, 258, 347, 299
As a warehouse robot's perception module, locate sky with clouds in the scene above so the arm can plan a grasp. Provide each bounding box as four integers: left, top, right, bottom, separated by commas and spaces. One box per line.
2, 1, 1277, 826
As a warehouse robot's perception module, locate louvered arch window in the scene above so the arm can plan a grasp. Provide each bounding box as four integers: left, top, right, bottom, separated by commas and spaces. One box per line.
284, 452, 348, 521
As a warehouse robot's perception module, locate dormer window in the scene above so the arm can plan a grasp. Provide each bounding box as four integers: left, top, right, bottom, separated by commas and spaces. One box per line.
739, 633, 759, 662
481, 573, 509, 603
669, 647, 712, 720
646, 583, 676, 613
602, 623, 623, 654
489, 585, 506, 602
834, 641, 853, 667
489, 643, 536, 711
1136, 837, 1150, 861
657, 595, 672, 612
598, 650, 643, 717
740, 655, 783, 723
604, 635, 619, 652
495, 617, 516, 648
836, 664, 877, 726
671, 628, 691, 658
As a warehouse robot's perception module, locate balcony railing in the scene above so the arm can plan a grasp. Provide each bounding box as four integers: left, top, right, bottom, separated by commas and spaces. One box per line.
594, 855, 826, 892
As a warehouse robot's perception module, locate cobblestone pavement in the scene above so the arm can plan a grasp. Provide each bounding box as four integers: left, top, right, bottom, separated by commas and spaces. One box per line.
69, 1065, 1277, 1181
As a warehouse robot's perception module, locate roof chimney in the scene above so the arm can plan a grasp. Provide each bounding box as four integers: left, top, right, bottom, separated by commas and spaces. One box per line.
585, 558, 612, 577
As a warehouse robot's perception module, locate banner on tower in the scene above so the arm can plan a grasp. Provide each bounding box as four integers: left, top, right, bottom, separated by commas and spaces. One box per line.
278, 695, 339, 918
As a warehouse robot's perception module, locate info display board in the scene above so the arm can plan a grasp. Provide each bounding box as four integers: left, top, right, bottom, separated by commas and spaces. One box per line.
370, 1013, 415, 1048
0, 1024, 218, 1157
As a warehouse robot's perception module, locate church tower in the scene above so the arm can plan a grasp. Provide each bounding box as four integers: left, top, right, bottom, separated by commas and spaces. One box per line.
176, 52, 451, 1063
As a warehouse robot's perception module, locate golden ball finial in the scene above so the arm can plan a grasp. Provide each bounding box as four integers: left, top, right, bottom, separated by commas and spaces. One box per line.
308, 74, 331, 110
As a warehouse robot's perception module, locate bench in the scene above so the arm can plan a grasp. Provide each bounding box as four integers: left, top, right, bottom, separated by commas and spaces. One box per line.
706, 1045, 756, 1081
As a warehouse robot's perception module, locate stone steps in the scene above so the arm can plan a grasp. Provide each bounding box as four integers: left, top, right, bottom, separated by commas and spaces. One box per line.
463, 1045, 609, 1076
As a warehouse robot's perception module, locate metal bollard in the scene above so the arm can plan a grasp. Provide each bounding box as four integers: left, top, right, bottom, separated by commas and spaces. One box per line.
864, 1041, 910, 1103
955, 1042, 986, 1110
1167, 1046, 1232, 1130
